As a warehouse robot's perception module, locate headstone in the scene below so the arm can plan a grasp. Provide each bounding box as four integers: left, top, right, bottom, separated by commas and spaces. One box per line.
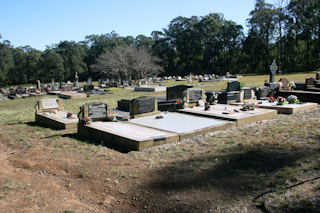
188, 73, 192, 83
227, 81, 241, 92
166, 85, 193, 100
78, 102, 112, 122
87, 76, 92, 85
88, 103, 108, 121
305, 77, 316, 88
36, 80, 41, 90
53, 83, 60, 91
16, 87, 23, 94
316, 72, 320, 81
139, 79, 148, 87
185, 88, 205, 103
132, 97, 156, 115
205, 91, 218, 104
240, 87, 255, 102
122, 80, 129, 87
51, 78, 55, 88
257, 87, 273, 100
294, 82, 306, 90
74, 72, 79, 87
218, 91, 240, 104
269, 60, 278, 83
36, 98, 63, 113
61, 84, 72, 91
117, 98, 134, 111
29, 87, 36, 93
278, 78, 290, 90
9, 88, 16, 96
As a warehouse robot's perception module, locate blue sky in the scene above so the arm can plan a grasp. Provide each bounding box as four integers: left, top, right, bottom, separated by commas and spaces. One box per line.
0, 0, 273, 50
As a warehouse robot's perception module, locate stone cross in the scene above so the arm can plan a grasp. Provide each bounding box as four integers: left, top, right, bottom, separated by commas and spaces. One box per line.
270, 60, 278, 83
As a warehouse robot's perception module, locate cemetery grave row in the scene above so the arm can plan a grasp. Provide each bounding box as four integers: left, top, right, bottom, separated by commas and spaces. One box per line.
35, 76, 318, 151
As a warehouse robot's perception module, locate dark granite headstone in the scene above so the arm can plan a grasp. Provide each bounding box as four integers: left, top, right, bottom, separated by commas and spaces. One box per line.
84, 85, 94, 91
166, 85, 193, 100
205, 91, 218, 104
87, 103, 108, 121
117, 98, 133, 111
227, 81, 241, 92
316, 72, 320, 80
122, 80, 129, 87
257, 87, 274, 99
134, 97, 155, 114
218, 91, 239, 104
9, 88, 16, 96
294, 82, 306, 90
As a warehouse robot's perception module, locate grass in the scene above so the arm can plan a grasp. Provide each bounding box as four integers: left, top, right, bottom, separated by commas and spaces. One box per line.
0, 72, 314, 125
0, 72, 319, 212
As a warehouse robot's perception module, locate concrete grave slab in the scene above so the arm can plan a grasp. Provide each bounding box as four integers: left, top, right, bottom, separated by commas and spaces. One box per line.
230, 100, 318, 114
35, 98, 78, 129
59, 91, 87, 99
129, 112, 235, 140
78, 121, 179, 151
134, 86, 166, 92
178, 104, 277, 126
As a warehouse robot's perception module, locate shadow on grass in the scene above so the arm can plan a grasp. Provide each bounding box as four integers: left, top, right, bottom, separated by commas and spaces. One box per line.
60, 133, 131, 153
131, 145, 319, 212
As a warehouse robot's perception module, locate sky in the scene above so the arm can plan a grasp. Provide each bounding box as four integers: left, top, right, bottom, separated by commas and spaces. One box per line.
0, 0, 274, 51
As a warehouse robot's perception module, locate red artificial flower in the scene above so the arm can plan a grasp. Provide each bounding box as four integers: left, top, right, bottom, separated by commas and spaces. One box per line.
270, 96, 275, 101
176, 100, 180, 104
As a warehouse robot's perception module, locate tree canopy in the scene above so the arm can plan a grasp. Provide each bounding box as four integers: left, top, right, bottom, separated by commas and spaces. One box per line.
1, 0, 320, 86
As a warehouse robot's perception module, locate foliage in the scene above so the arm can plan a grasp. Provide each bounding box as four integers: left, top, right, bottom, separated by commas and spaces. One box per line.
1, 0, 320, 86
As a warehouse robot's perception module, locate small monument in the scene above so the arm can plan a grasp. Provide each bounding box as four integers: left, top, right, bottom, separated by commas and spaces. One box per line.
74, 72, 79, 87
270, 60, 278, 83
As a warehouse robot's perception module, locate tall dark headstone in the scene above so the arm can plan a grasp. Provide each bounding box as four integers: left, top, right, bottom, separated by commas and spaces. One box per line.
227, 81, 241, 92
166, 85, 193, 100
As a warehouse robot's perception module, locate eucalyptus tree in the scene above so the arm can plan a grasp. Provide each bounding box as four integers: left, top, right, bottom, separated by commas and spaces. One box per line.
0, 39, 14, 85
247, 0, 277, 73
55, 41, 88, 81
39, 49, 65, 82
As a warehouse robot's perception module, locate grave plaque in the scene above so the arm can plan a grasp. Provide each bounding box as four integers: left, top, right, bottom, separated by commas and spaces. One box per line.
166, 85, 192, 100
257, 87, 270, 100
227, 81, 241, 92
117, 98, 133, 111
186, 88, 204, 103
88, 103, 108, 121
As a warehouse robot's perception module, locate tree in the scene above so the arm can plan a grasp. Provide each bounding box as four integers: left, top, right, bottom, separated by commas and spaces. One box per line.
0, 40, 14, 85
55, 41, 88, 81
91, 45, 163, 81
39, 49, 65, 82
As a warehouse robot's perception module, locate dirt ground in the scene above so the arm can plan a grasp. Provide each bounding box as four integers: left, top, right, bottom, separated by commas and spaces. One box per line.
0, 107, 320, 213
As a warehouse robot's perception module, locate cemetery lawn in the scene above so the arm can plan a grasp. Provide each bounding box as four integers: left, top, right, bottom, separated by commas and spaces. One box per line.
0, 73, 319, 212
